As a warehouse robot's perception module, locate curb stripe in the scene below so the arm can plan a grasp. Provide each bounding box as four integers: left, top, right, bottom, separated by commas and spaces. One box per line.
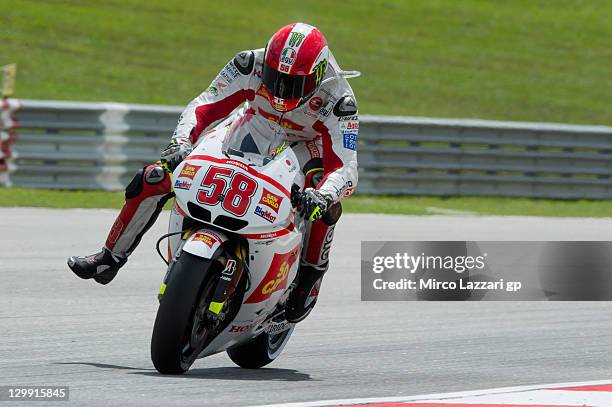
252, 379, 612, 407
547, 384, 612, 392
325, 404, 589, 407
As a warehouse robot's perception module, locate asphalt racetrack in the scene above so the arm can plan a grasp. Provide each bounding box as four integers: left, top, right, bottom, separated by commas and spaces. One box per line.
2, 208, 612, 406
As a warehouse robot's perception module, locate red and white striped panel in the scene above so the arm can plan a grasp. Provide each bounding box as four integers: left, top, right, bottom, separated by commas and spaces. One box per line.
0, 98, 21, 185
261, 380, 612, 407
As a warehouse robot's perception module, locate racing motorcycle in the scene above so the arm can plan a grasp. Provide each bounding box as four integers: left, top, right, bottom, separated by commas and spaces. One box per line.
150, 112, 306, 374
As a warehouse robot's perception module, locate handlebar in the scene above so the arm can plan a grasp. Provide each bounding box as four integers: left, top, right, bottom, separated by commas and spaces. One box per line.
290, 184, 303, 209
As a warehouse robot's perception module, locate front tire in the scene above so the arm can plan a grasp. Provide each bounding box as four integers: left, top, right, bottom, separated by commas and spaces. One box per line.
151, 252, 216, 374
227, 324, 295, 369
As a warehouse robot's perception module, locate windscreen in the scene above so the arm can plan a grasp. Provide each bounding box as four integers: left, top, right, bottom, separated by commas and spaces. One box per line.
222, 113, 287, 166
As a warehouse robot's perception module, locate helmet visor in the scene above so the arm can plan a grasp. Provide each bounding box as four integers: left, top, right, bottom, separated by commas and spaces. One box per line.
263, 63, 318, 100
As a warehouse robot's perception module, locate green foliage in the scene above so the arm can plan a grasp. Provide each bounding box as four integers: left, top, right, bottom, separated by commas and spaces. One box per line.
2, 1, 612, 123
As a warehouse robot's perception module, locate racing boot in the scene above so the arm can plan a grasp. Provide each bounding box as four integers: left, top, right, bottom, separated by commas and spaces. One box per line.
67, 163, 171, 286
285, 196, 342, 323
285, 263, 326, 323
67, 248, 126, 285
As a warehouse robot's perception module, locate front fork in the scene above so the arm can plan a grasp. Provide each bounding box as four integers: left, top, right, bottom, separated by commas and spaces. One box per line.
206, 242, 248, 321
157, 228, 247, 311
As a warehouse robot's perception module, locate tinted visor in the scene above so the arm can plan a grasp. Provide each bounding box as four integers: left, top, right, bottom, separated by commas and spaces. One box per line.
263, 63, 318, 100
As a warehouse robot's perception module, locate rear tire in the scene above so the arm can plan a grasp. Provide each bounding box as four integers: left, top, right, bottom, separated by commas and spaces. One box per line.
151, 252, 216, 374
227, 325, 295, 369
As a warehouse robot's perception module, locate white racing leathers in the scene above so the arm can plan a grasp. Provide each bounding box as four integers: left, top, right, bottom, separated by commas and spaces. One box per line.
174, 48, 358, 203
105, 48, 358, 272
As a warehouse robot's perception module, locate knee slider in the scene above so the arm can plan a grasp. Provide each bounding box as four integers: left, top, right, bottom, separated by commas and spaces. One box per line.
322, 201, 342, 226
144, 165, 166, 185
311, 171, 324, 188
125, 169, 144, 199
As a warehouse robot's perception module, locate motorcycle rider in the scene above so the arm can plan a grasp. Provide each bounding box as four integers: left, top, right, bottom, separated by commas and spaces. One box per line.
68, 22, 359, 323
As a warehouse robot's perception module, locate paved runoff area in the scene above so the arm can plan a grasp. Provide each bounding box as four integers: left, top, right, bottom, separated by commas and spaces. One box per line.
1, 208, 612, 406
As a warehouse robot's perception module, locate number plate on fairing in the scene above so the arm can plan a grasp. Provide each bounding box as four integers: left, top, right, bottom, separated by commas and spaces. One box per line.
173, 145, 301, 235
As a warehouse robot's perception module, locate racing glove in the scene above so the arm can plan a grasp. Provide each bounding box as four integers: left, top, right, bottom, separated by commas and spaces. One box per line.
299, 188, 333, 222
160, 137, 193, 173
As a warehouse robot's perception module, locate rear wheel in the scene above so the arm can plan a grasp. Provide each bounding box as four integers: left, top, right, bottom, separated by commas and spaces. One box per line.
151, 252, 218, 374
227, 323, 295, 369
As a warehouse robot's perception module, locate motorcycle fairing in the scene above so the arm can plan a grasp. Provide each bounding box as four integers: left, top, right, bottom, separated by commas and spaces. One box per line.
182, 229, 229, 259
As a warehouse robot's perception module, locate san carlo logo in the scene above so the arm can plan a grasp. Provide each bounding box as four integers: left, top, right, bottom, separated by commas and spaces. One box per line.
309, 97, 323, 111
179, 164, 201, 180
245, 246, 300, 303
280, 47, 297, 66
258, 188, 283, 213
192, 233, 216, 248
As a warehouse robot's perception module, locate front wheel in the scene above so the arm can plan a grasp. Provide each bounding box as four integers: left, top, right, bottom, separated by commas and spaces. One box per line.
151, 252, 217, 374
227, 323, 295, 369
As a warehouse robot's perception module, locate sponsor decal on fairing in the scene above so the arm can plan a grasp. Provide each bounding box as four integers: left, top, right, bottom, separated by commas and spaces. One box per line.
192, 232, 217, 248
284, 159, 297, 173
245, 246, 300, 303
254, 205, 277, 223
174, 179, 192, 190
178, 164, 201, 180
258, 188, 284, 213
224, 159, 249, 172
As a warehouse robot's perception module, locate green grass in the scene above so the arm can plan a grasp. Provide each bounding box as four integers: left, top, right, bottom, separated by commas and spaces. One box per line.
342, 195, 612, 217
2, 2, 611, 216
0, 187, 126, 209
2, 187, 612, 217
2, 1, 612, 124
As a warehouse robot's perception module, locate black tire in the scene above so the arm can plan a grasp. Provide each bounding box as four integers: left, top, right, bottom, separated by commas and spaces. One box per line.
227, 325, 294, 369
150, 252, 216, 374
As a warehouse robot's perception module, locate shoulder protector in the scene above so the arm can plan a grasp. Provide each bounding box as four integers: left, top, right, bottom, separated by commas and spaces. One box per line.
333, 95, 358, 117
233, 51, 255, 75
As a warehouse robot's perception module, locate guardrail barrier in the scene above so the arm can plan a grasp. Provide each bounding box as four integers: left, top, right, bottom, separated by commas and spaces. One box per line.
1, 99, 611, 199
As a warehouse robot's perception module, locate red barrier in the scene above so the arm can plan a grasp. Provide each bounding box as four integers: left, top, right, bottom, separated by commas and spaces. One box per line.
0, 98, 20, 186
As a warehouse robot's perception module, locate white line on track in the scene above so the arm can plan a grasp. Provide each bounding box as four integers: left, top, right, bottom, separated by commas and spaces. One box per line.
255, 379, 612, 407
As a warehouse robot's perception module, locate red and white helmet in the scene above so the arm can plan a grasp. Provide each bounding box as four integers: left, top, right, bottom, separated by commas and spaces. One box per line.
262, 23, 330, 112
